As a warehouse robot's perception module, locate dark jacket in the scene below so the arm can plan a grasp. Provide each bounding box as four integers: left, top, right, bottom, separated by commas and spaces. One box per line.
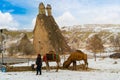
36, 55, 42, 68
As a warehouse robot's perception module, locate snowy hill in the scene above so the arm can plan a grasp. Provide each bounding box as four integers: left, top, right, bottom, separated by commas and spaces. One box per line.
0, 24, 120, 56
61, 24, 120, 52
61, 24, 120, 32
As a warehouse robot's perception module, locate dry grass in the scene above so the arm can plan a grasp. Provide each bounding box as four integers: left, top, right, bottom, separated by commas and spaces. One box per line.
6, 64, 97, 72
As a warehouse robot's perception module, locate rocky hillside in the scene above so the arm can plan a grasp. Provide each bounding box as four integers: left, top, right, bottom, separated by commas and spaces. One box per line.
0, 29, 33, 56
0, 24, 120, 56
61, 24, 120, 52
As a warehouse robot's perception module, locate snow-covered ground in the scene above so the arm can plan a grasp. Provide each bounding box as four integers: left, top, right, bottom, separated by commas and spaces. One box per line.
0, 57, 120, 80
0, 69, 120, 80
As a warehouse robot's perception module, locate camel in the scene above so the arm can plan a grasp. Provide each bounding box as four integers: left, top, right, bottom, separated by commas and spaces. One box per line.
63, 50, 88, 70
43, 51, 60, 72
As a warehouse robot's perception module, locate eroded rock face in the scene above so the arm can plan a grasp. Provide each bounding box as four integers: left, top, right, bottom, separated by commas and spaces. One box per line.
17, 33, 35, 55
33, 2, 71, 55
39, 2, 46, 15
46, 4, 52, 16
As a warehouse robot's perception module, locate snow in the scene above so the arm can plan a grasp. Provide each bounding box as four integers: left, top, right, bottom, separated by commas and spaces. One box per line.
89, 58, 120, 71
0, 70, 120, 80
0, 57, 120, 80
62, 24, 120, 33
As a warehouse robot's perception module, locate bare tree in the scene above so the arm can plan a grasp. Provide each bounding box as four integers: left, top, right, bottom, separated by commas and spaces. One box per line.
110, 34, 120, 52
86, 34, 104, 61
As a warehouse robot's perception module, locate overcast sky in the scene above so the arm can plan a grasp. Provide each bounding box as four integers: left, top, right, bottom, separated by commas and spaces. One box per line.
0, 0, 120, 30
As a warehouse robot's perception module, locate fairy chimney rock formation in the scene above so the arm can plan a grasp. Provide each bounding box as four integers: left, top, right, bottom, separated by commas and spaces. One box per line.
39, 2, 46, 15
33, 2, 71, 55
46, 4, 52, 16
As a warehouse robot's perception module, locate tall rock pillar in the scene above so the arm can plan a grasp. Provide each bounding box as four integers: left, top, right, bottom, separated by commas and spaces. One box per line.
46, 4, 52, 16
39, 2, 46, 15
33, 2, 71, 55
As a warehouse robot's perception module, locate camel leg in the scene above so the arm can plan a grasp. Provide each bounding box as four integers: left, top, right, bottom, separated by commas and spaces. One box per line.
84, 54, 88, 70
84, 59, 88, 70
56, 62, 59, 72
45, 62, 48, 71
73, 61, 76, 70
46, 61, 50, 71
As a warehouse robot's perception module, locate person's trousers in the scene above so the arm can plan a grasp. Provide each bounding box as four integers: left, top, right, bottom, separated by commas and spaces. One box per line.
36, 67, 42, 75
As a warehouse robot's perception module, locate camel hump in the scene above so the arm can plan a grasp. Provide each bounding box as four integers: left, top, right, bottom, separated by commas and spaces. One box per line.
76, 50, 84, 54
75, 50, 87, 60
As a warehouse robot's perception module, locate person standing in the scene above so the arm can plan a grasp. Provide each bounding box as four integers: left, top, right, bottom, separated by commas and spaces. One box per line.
35, 54, 42, 75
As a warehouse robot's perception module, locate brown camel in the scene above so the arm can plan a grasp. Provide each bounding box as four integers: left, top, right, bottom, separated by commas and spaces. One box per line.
63, 50, 88, 70
43, 51, 60, 72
